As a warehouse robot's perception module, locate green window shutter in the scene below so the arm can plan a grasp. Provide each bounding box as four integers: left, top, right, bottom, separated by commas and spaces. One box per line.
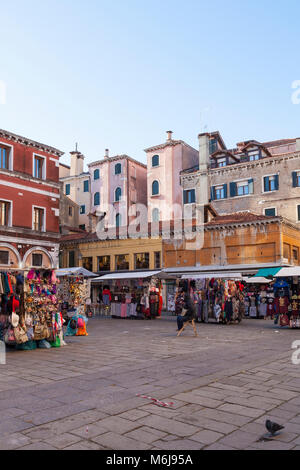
274, 174, 279, 191
230, 182, 236, 197
210, 187, 215, 201
223, 184, 227, 198
264, 177, 269, 192
292, 172, 298, 188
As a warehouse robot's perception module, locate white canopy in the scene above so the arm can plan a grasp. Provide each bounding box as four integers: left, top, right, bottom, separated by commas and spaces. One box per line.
56, 267, 97, 278
181, 272, 242, 280
243, 276, 272, 284
274, 267, 300, 277
92, 270, 161, 282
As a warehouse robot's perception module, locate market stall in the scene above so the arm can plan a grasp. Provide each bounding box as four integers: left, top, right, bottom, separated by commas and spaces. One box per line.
243, 277, 275, 319
272, 267, 300, 328
178, 273, 245, 324
91, 271, 163, 320
56, 267, 96, 336
0, 268, 65, 350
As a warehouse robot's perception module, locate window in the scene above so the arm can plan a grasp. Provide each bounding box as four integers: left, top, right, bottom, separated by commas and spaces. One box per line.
264, 175, 279, 192
94, 169, 100, 180
183, 189, 196, 204
209, 139, 218, 155
0, 250, 9, 265
152, 180, 159, 196
0, 145, 10, 170
116, 213, 121, 227
94, 192, 100, 206
32, 253, 43, 267
33, 207, 45, 232
134, 253, 149, 270
154, 251, 161, 269
152, 155, 159, 167
83, 180, 89, 192
292, 171, 300, 188
237, 181, 249, 196
292, 247, 299, 262
249, 154, 260, 161
230, 180, 253, 197
80, 205, 85, 214
115, 163, 121, 175
217, 158, 227, 168
69, 251, 75, 268
115, 254, 129, 270
283, 243, 290, 260
33, 155, 45, 179
115, 187, 122, 202
68, 206, 73, 217
98, 255, 110, 271
152, 208, 160, 222
265, 208, 276, 217
82, 257, 93, 271
211, 185, 227, 200
297, 205, 300, 222
65, 184, 70, 195
0, 200, 10, 226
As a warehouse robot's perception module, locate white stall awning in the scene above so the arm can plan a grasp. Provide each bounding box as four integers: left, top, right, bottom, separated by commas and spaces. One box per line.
274, 267, 300, 277
92, 270, 161, 282
243, 277, 272, 284
181, 272, 242, 280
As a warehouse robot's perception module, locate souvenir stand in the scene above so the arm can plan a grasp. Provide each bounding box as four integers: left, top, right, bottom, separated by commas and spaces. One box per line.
272, 267, 300, 329
91, 271, 163, 320
243, 277, 275, 320
178, 273, 245, 324
56, 267, 96, 336
0, 268, 65, 350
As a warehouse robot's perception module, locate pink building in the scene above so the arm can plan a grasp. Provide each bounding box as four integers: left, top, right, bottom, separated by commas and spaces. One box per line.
88, 150, 147, 228
145, 131, 199, 222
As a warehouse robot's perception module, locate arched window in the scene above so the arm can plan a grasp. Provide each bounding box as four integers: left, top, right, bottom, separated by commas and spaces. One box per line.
116, 213, 121, 227
152, 180, 159, 196
115, 187, 122, 202
94, 169, 100, 180
94, 192, 100, 206
152, 208, 160, 222
152, 155, 159, 167
115, 163, 122, 175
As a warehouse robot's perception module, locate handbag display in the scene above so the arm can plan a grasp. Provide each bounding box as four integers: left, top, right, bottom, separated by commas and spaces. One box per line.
4, 327, 16, 345
280, 314, 289, 327
13, 325, 29, 344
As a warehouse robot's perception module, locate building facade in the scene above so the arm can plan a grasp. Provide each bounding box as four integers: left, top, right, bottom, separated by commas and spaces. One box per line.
181, 131, 300, 224
0, 128, 63, 269
88, 150, 147, 229
145, 131, 199, 222
59, 150, 91, 230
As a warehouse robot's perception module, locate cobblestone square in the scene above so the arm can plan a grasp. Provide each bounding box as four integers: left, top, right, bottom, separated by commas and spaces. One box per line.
1, 317, 300, 450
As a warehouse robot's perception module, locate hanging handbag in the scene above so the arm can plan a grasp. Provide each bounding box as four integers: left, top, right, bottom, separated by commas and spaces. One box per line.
280, 314, 289, 327
13, 325, 28, 344
33, 323, 46, 340
5, 326, 16, 345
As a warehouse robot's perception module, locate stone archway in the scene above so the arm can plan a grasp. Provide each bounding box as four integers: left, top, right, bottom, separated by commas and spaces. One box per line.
0, 243, 22, 268
22, 247, 54, 269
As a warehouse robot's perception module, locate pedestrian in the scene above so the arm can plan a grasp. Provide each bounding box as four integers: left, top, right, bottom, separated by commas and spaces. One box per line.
177, 287, 196, 331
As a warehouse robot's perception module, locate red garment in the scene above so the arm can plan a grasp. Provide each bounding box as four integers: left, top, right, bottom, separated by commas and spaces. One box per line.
102, 289, 112, 301
12, 296, 20, 313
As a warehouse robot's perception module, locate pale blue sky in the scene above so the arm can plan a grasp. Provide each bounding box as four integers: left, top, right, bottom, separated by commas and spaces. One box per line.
0, 0, 300, 167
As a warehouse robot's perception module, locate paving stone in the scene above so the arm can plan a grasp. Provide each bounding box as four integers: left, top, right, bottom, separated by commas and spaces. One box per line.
172, 392, 223, 408
92, 431, 151, 450
70, 423, 110, 439
137, 415, 199, 437
218, 404, 265, 418
190, 429, 224, 445
153, 439, 204, 450
18, 442, 57, 450
95, 416, 141, 434
118, 409, 150, 421
217, 431, 259, 450
125, 427, 167, 444
43, 433, 82, 449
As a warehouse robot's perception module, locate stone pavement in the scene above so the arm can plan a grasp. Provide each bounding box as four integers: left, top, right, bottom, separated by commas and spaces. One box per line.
0, 316, 300, 450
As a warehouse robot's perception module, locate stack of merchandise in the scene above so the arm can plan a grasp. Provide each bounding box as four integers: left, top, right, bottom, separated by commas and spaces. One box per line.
0, 269, 66, 350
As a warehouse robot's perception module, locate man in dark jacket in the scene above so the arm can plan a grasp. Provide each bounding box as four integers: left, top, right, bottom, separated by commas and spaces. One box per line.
177, 288, 196, 331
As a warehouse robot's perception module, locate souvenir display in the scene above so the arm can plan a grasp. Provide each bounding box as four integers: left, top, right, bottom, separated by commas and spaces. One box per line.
175, 278, 244, 325
0, 269, 66, 350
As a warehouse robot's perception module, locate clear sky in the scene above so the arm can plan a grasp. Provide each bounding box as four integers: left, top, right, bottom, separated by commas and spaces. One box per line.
1, 0, 300, 167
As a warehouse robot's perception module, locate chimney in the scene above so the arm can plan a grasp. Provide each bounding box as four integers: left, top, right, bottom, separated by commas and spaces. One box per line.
70, 146, 84, 177
166, 130, 173, 142
105, 149, 109, 158
198, 134, 210, 171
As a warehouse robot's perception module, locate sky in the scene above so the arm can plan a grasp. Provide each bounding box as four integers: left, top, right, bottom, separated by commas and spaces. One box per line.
1, 0, 300, 167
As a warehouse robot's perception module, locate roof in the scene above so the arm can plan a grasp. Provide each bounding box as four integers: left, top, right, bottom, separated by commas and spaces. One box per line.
206, 211, 278, 226
144, 139, 198, 154
0, 128, 64, 156
88, 155, 147, 169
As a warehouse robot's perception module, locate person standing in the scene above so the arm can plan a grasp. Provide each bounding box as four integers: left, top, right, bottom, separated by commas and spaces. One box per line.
177, 288, 196, 331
